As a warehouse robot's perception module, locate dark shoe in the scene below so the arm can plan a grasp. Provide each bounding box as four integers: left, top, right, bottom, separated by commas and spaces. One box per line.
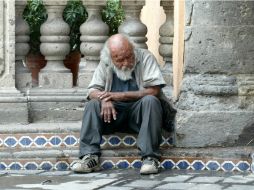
140, 157, 160, 175
70, 154, 100, 173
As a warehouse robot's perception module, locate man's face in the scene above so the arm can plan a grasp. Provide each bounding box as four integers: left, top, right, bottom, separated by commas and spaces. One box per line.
110, 46, 136, 81
111, 45, 135, 71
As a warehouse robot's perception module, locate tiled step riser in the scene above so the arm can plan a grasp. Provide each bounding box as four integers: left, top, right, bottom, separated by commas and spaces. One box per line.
0, 157, 251, 172
0, 133, 173, 150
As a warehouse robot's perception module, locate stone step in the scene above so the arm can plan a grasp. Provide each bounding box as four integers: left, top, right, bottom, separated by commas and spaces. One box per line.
0, 123, 252, 173
0, 147, 252, 173
0, 122, 173, 150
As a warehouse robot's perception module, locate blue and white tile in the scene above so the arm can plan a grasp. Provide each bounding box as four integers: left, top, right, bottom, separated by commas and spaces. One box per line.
24, 162, 39, 170
131, 160, 142, 169
100, 136, 107, 146
221, 161, 236, 172
206, 160, 221, 171
123, 136, 136, 146
108, 136, 121, 146
236, 161, 250, 172
0, 162, 7, 170
19, 136, 33, 148
4, 136, 18, 147
161, 159, 176, 170
0, 138, 3, 146
49, 136, 62, 147
191, 160, 206, 171
40, 161, 54, 171
116, 160, 130, 169
63, 135, 77, 146
101, 160, 115, 170
176, 160, 191, 170
34, 136, 48, 147
9, 162, 23, 170
55, 161, 69, 171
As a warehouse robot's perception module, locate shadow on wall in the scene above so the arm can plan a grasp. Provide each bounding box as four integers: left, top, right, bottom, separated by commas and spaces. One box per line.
235, 121, 254, 146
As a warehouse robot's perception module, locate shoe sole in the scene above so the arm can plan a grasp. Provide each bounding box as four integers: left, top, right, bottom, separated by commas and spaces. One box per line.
140, 170, 159, 175
72, 166, 101, 174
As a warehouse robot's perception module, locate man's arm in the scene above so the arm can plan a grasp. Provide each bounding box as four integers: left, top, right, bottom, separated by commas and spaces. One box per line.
97, 86, 161, 102
89, 89, 117, 123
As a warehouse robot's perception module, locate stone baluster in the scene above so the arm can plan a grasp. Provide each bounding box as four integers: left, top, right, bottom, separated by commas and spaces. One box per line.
78, 0, 109, 88
39, 0, 71, 88
159, 0, 174, 95
15, 0, 31, 91
118, 0, 147, 49
0, 0, 28, 123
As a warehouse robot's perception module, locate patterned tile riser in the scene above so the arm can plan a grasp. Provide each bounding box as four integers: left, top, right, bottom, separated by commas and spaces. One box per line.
0, 157, 251, 172
0, 134, 173, 149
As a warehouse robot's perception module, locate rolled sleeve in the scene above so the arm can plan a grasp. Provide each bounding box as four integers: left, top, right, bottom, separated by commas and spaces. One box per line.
87, 62, 106, 91
142, 52, 166, 88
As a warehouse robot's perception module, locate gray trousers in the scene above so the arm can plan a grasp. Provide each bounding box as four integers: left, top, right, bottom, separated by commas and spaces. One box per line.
79, 95, 163, 159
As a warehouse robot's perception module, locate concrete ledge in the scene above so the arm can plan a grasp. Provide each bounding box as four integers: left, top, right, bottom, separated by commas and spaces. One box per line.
1, 147, 252, 160
0, 122, 81, 133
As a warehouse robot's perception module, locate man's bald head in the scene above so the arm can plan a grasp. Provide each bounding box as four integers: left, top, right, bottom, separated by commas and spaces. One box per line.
108, 34, 135, 71
108, 34, 133, 53
105, 34, 136, 81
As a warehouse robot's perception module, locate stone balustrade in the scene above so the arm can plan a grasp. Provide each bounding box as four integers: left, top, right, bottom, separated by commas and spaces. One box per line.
39, 0, 72, 89
78, 0, 109, 88
13, 0, 173, 92
15, 0, 31, 91
118, 0, 147, 49
0, 0, 174, 123
159, 0, 174, 95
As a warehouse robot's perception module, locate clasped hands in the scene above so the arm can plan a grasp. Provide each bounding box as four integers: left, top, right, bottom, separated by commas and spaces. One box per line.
97, 91, 124, 123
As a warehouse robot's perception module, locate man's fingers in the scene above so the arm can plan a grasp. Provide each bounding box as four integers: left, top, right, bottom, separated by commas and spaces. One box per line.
99, 92, 110, 100
98, 91, 107, 99
106, 108, 111, 123
104, 97, 111, 102
112, 108, 117, 120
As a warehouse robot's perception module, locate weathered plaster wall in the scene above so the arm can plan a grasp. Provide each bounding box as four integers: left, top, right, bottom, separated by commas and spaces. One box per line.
175, 0, 254, 147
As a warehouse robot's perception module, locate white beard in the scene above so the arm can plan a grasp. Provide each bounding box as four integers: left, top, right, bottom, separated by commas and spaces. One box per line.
112, 60, 136, 81
113, 66, 134, 81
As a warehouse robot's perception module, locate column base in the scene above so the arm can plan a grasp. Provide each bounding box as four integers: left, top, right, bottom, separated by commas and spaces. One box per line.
16, 72, 32, 92
77, 70, 94, 88
27, 88, 88, 122
0, 89, 28, 124
39, 72, 72, 88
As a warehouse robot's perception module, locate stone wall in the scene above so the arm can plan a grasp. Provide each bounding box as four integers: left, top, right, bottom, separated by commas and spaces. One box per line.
0, 0, 28, 124
175, 0, 254, 147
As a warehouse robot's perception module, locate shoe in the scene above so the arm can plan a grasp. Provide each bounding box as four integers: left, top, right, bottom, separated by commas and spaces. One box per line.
140, 157, 159, 175
70, 154, 100, 173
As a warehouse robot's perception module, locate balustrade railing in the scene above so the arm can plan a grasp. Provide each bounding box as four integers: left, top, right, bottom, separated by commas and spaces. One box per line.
78, 0, 109, 88
118, 0, 147, 49
14, 0, 174, 93
15, 0, 31, 91
159, 0, 174, 95
39, 0, 72, 89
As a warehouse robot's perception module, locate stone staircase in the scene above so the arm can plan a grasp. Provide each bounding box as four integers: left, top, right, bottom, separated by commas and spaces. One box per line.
0, 122, 252, 173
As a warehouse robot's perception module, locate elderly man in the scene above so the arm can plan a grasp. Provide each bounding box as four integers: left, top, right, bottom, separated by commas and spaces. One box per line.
71, 34, 172, 174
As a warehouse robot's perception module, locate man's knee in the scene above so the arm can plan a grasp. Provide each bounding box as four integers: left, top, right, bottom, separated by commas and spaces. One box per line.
86, 99, 100, 109
141, 95, 160, 105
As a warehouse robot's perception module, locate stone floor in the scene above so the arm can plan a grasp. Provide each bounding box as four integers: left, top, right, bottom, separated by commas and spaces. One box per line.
1, 169, 254, 190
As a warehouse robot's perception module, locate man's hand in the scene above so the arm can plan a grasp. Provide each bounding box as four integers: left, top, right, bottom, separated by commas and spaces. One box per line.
100, 100, 117, 123
98, 91, 124, 102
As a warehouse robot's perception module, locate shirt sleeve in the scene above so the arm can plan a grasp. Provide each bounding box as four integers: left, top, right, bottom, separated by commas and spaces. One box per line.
141, 51, 166, 88
87, 62, 106, 91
